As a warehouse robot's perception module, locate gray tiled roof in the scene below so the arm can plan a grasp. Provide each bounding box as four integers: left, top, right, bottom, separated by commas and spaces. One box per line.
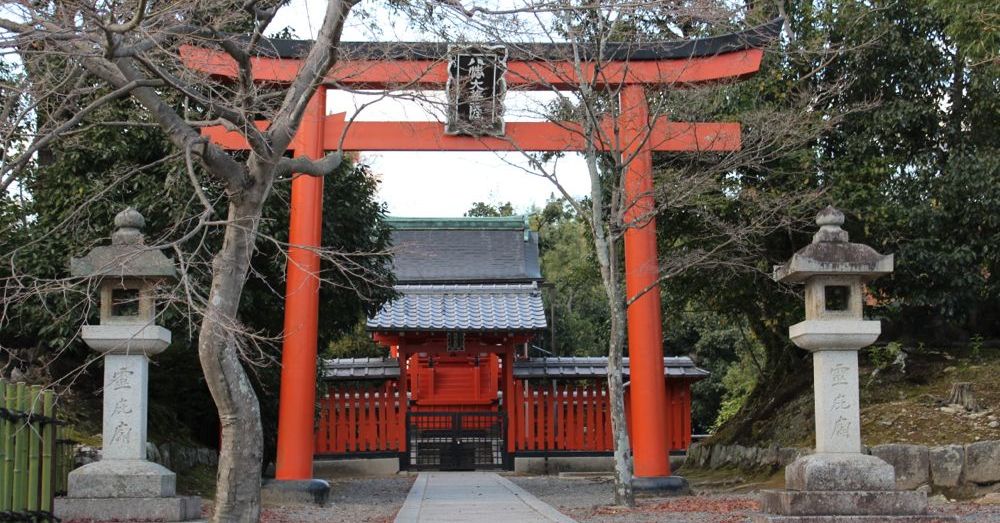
321, 356, 709, 381
322, 358, 399, 380
388, 217, 541, 283
367, 283, 547, 332
515, 357, 710, 380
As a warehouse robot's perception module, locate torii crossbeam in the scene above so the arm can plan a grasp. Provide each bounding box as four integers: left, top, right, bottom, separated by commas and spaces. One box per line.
183, 19, 780, 488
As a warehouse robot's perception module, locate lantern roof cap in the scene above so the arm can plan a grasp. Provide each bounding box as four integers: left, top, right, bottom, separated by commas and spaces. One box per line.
70, 207, 177, 281
773, 206, 893, 283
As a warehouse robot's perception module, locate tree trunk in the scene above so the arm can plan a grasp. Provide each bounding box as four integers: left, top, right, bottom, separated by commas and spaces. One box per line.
606, 295, 634, 506
593, 218, 634, 506
198, 186, 269, 522
711, 309, 811, 446
947, 382, 980, 412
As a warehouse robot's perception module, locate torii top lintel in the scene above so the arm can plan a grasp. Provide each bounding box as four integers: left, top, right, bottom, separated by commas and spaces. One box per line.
181, 19, 781, 90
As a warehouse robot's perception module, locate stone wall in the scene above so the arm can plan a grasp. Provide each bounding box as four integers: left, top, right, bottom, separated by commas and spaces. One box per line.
683, 440, 1000, 490
73, 441, 218, 473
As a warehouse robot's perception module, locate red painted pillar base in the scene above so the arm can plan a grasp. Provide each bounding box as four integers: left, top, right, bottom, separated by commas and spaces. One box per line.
620, 85, 689, 494
274, 89, 327, 482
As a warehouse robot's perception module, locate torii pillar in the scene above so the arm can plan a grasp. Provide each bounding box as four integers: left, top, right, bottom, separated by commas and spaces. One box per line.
620, 85, 684, 492
274, 90, 327, 482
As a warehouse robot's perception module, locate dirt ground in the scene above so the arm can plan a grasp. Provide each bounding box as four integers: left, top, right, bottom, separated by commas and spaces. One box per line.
508, 474, 1000, 523
250, 473, 1000, 522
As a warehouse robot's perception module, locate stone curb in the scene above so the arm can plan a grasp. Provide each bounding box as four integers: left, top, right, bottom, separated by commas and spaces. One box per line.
393, 472, 429, 523
494, 473, 577, 522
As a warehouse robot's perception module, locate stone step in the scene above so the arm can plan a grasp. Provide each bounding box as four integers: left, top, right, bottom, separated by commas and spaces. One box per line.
760, 490, 927, 516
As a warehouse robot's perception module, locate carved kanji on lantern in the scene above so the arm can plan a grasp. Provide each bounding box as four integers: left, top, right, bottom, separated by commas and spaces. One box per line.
446, 45, 507, 136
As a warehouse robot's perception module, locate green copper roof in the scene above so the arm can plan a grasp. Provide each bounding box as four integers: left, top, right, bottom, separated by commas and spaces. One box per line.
386, 216, 528, 231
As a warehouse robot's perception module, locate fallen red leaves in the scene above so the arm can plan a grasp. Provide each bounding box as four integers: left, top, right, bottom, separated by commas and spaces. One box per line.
592, 495, 760, 515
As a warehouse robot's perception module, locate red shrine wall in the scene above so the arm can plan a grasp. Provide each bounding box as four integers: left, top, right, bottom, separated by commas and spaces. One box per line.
314, 334, 697, 457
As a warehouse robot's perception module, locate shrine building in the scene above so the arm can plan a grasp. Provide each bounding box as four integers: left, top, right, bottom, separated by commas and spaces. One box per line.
316, 216, 708, 472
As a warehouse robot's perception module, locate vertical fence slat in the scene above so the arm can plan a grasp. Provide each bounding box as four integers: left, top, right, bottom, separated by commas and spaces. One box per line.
54, 426, 63, 497
563, 385, 573, 450
335, 390, 348, 453
369, 389, 378, 451
330, 388, 343, 452
536, 386, 543, 450
576, 384, 586, 450
582, 384, 591, 451
61, 425, 70, 495
354, 386, 364, 452
12, 382, 26, 512
360, 386, 370, 452
358, 386, 367, 451
515, 381, 526, 451
364, 388, 375, 451
602, 388, 613, 451
315, 398, 330, 454
548, 385, 556, 451
41, 390, 54, 513
387, 382, 399, 450
533, 385, 542, 451
27, 385, 41, 512
590, 385, 607, 450
374, 389, 383, 451
556, 385, 566, 450
379, 388, 388, 451
357, 385, 366, 452
389, 383, 398, 451
346, 387, 355, 452
0, 380, 7, 512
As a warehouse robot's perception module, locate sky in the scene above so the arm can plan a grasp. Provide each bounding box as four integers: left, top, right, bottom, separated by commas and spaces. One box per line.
270, 1, 592, 217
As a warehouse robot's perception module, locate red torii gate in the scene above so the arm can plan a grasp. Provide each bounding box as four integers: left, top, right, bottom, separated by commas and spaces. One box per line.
182, 19, 779, 487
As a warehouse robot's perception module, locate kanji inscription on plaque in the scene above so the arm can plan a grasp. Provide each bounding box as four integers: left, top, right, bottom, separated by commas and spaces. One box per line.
446, 45, 507, 136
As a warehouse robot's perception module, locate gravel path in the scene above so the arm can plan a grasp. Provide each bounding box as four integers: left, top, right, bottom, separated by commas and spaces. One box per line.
508, 475, 1000, 523
249, 473, 1000, 522
261, 476, 415, 523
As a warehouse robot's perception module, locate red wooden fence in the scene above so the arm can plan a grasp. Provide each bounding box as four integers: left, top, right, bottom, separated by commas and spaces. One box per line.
510, 380, 693, 452
315, 382, 404, 455
315, 378, 693, 455
511, 381, 615, 451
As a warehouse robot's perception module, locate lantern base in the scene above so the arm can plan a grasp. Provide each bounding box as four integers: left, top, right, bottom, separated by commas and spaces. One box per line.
67, 459, 177, 498
55, 495, 202, 522
785, 453, 895, 491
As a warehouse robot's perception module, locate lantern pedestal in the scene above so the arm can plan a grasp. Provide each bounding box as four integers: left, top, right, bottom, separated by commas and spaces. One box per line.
56, 208, 202, 522
754, 207, 954, 523
56, 334, 202, 521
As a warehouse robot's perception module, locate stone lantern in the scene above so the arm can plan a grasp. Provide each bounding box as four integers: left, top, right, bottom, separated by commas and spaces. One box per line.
56, 208, 201, 522
755, 206, 953, 522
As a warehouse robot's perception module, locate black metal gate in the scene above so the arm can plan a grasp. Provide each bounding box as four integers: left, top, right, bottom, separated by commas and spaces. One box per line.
405, 412, 507, 470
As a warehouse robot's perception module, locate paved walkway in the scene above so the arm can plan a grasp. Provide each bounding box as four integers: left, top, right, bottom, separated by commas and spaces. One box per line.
394, 472, 577, 523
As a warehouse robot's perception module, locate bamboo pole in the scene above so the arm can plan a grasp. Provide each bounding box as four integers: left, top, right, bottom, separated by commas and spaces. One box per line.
12, 382, 26, 512
56, 426, 66, 495
27, 385, 41, 512
41, 390, 54, 512
0, 379, 6, 512
2, 382, 15, 511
